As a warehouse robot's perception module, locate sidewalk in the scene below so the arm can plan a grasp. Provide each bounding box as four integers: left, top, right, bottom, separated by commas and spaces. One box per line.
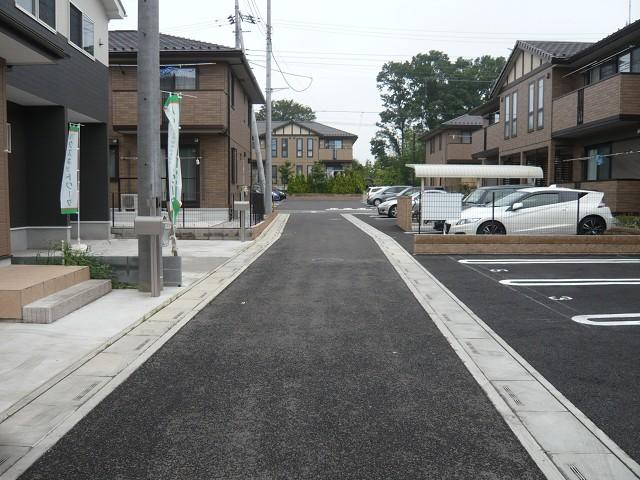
0, 239, 248, 425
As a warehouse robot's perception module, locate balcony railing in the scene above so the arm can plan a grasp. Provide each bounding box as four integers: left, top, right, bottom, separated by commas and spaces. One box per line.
111, 90, 227, 129
319, 147, 353, 162
552, 73, 640, 134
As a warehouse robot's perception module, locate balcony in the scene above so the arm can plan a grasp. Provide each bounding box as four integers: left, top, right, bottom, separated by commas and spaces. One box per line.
552, 73, 640, 137
319, 147, 353, 162
111, 91, 227, 130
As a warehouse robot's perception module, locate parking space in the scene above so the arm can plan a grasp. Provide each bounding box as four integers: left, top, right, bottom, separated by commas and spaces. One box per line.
354, 214, 640, 466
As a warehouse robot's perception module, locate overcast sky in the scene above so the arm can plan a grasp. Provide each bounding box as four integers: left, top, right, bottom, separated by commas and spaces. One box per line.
110, 0, 637, 162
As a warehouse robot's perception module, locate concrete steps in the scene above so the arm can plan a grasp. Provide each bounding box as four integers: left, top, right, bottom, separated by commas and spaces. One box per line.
22, 280, 112, 324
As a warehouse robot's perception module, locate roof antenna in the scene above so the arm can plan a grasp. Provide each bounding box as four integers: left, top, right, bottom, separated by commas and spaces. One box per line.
629, 0, 633, 25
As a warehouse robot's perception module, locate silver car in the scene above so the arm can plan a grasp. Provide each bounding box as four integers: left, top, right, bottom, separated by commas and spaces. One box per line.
367, 185, 412, 206
377, 188, 420, 217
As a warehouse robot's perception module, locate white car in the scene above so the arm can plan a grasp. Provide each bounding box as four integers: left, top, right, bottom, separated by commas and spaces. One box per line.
446, 186, 613, 235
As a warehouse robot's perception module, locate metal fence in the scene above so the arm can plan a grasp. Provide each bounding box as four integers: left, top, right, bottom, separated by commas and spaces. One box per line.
111, 191, 265, 229
410, 189, 617, 236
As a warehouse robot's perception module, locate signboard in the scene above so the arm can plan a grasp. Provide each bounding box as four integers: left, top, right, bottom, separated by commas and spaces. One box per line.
60, 123, 80, 215
163, 94, 182, 223
420, 192, 463, 225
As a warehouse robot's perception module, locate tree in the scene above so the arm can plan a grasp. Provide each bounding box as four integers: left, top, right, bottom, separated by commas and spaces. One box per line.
256, 99, 316, 122
278, 161, 293, 189
372, 51, 505, 159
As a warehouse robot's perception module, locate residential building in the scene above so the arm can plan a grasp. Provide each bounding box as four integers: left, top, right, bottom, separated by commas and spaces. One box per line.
471, 20, 640, 213
256, 120, 357, 186
0, 0, 125, 257
108, 31, 264, 209
422, 114, 484, 190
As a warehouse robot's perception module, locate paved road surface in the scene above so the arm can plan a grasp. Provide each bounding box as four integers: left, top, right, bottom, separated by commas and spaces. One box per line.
21, 210, 544, 479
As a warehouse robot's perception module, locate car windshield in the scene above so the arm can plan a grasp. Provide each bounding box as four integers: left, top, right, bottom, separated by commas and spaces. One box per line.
463, 189, 485, 204
492, 191, 527, 207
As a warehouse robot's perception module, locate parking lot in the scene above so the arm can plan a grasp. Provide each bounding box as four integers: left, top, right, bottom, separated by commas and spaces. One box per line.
355, 211, 640, 466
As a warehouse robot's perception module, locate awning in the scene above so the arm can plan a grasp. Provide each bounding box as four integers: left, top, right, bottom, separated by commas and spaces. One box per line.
407, 164, 543, 179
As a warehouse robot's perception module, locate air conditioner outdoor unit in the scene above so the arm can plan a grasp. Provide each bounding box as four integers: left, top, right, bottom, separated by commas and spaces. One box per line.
120, 194, 138, 212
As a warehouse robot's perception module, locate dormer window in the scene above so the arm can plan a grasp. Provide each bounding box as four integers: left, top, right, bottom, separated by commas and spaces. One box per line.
15, 0, 56, 29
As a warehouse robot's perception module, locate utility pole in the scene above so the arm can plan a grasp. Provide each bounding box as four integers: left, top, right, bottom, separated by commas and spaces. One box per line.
137, 0, 162, 293
234, 0, 241, 49
264, 0, 273, 213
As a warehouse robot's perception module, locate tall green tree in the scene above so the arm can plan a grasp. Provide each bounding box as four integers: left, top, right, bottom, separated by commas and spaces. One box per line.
278, 161, 293, 188
256, 99, 316, 122
372, 51, 505, 159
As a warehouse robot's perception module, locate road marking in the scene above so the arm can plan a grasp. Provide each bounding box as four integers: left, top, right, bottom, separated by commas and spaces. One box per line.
549, 296, 573, 301
490, 268, 509, 273
343, 213, 640, 480
460, 258, 640, 265
500, 278, 640, 286
572, 313, 640, 327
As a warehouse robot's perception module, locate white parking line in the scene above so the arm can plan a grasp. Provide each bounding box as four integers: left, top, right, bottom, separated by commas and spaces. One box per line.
460, 259, 640, 265
500, 278, 640, 286
572, 313, 640, 327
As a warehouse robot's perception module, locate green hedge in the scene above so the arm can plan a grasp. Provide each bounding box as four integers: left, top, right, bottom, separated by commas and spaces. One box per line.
287, 163, 366, 194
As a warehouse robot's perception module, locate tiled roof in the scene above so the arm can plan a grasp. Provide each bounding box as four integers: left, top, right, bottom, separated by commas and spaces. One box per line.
109, 30, 236, 53
442, 114, 484, 127
257, 120, 357, 138
518, 40, 593, 59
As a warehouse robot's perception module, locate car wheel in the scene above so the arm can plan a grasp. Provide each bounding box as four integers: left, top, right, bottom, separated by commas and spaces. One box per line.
373, 199, 382, 206
578, 215, 606, 235
476, 221, 506, 235
388, 205, 397, 218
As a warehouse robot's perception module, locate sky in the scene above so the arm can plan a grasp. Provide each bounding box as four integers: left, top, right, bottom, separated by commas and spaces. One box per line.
110, 0, 638, 162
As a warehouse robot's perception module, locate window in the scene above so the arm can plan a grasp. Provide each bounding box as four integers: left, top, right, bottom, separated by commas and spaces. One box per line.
231, 147, 237, 184
632, 47, 640, 72
15, 0, 55, 29
108, 145, 118, 179
271, 138, 277, 158
584, 145, 612, 181
271, 166, 277, 183
537, 79, 544, 130
230, 73, 235, 108
160, 67, 197, 91
296, 138, 303, 158
429, 139, 435, 154
520, 193, 560, 209
296, 165, 303, 176
619, 53, 631, 73
504, 94, 511, 139
600, 60, 616, 80
281, 138, 288, 157
528, 82, 535, 132
69, 4, 94, 56
4, 123, 11, 153
307, 165, 313, 175
511, 91, 518, 137
324, 139, 343, 149
449, 131, 472, 144
438, 134, 442, 150
307, 138, 313, 157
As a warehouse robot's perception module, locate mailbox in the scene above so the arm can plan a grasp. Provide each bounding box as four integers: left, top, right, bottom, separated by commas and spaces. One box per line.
134, 216, 165, 236
234, 201, 250, 211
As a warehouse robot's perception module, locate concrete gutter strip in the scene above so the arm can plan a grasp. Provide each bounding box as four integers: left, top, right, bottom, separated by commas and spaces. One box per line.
0, 215, 289, 479
344, 214, 640, 480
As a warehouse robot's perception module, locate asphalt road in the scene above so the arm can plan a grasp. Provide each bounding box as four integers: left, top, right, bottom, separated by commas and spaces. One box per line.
357, 212, 640, 465
21, 209, 544, 479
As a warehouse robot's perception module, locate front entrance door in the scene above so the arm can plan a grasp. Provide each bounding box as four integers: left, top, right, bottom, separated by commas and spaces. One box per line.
162, 145, 200, 208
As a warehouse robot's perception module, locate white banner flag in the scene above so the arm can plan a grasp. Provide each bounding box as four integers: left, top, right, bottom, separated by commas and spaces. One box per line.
60, 123, 80, 214
163, 94, 182, 223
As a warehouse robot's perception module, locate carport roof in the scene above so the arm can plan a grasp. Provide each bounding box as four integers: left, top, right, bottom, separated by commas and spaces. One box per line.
407, 164, 543, 179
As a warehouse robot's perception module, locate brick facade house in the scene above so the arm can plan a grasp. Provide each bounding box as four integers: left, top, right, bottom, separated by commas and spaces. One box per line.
422, 114, 484, 190
108, 31, 264, 209
470, 21, 640, 213
256, 120, 357, 187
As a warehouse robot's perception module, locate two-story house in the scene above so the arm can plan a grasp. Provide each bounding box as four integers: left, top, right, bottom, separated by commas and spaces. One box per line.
256, 120, 357, 186
0, 0, 125, 257
108, 31, 264, 209
422, 114, 484, 190
471, 21, 640, 213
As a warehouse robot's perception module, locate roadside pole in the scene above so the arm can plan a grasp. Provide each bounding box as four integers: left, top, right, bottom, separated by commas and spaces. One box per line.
137, 0, 162, 293
264, 0, 273, 213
